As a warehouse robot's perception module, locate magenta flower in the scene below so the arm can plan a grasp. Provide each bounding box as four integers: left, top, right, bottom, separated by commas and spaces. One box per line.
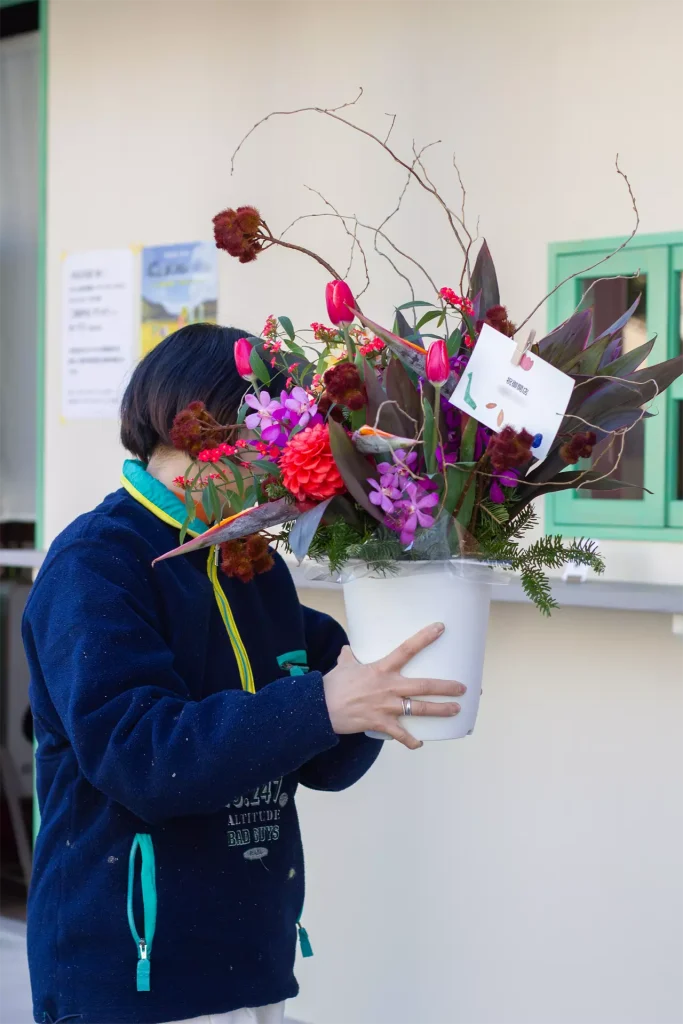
489, 468, 519, 504
395, 483, 439, 546
244, 390, 280, 431
285, 386, 319, 430
377, 449, 418, 489
367, 476, 402, 513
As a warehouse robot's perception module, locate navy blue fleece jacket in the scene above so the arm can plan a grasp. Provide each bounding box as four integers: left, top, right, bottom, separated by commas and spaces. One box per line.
23, 473, 381, 1024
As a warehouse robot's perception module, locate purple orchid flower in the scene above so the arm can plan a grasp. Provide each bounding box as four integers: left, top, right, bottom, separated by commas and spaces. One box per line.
284, 386, 319, 430
395, 483, 439, 546
244, 390, 281, 432
367, 476, 402, 514
489, 468, 519, 504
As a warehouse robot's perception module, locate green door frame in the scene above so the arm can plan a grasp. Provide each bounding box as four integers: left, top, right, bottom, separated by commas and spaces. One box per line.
1, 0, 49, 844
545, 231, 683, 542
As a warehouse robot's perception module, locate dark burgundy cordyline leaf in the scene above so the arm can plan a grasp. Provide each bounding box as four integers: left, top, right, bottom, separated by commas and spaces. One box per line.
591, 408, 652, 437
361, 358, 406, 437
576, 336, 613, 376
468, 241, 500, 315
384, 357, 422, 437
537, 309, 593, 368
599, 337, 655, 378
327, 418, 383, 522
598, 335, 623, 369
580, 355, 683, 420
394, 309, 425, 346
594, 294, 641, 342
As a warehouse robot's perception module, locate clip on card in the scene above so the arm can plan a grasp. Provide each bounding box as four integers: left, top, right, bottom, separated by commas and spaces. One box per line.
511, 329, 536, 367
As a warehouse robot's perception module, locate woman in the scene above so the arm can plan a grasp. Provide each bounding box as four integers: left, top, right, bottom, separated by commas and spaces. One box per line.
23, 323, 465, 1024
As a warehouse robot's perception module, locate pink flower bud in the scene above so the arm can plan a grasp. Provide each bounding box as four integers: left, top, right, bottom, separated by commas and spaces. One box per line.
325, 280, 356, 325
234, 337, 256, 380
425, 339, 449, 385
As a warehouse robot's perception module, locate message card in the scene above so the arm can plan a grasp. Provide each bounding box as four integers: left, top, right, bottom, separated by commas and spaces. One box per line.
448, 324, 575, 461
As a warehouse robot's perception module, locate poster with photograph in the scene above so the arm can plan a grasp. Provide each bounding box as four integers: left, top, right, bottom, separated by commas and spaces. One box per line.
140, 241, 218, 355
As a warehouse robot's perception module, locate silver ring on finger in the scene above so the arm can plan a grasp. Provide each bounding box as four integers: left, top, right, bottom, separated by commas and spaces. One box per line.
402, 697, 412, 717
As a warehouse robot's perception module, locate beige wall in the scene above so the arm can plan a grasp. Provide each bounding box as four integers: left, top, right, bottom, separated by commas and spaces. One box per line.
44, 2, 683, 1022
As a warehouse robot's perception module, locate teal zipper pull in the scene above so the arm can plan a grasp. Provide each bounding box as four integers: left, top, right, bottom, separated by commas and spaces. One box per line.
137, 941, 151, 992
297, 922, 314, 958
128, 834, 157, 993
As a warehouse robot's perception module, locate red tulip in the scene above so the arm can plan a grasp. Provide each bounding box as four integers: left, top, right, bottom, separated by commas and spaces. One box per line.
425, 339, 449, 385
325, 280, 356, 325
234, 337, 256, 381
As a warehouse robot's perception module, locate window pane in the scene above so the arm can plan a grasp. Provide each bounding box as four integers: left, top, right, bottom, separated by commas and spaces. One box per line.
677, 402, 683, 501
577, 275, 647, 500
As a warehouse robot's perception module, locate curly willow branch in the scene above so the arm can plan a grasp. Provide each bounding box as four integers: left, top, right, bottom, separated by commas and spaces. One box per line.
515, 155, 640, 335
230, 87, 471, 261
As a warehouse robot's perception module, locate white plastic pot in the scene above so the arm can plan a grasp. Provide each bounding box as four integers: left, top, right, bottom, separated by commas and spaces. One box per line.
342, 561, 493, 741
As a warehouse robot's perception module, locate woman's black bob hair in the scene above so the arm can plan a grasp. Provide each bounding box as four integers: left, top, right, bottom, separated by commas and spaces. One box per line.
120, 323, 249, 462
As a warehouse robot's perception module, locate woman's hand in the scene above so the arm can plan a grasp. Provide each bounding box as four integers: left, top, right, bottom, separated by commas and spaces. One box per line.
323, 622, 466, 750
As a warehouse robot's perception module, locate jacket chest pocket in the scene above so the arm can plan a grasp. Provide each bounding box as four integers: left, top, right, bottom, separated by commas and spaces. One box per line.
276, 650, 309, 676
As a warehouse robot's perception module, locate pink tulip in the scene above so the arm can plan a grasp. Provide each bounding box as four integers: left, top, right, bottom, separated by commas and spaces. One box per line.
325, 280, 356, 325
234, 337, 256, 381
425, 339, 449, 385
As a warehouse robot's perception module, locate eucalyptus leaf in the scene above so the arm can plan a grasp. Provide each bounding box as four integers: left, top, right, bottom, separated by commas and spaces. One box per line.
415, 309, 445, 331
395, 300, 435, 311
278, 315, 296, 341
249, 348, 271, 385
422, 394, 436, 474
447, 326, 462, 357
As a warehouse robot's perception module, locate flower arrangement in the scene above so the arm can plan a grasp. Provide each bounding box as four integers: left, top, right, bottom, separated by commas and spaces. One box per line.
160, 95, 683, 614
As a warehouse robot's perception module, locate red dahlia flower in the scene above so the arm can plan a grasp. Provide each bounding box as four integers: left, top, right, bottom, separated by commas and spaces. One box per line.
279, 423, 346, 503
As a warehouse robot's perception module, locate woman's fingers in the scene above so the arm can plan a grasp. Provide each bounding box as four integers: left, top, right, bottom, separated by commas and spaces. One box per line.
383, 721, 423, 751
378, 622, 444, 672
394, 677, 466, 698
394, 698, 461, 718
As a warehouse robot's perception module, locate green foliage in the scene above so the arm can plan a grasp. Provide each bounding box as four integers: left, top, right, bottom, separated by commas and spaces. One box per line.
249, 347, 271, 385
306, 519, 367, 575
476, 507, 605, 614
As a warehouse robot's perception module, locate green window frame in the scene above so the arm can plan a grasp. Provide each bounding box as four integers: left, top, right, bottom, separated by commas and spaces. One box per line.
545, 232, 683, 542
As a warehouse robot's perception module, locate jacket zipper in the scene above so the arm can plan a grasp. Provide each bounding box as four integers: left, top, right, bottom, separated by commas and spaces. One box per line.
127, 834, 157, 992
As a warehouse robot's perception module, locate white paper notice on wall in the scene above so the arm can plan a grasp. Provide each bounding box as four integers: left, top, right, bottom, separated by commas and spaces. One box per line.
448, 324, 575, 461
61, 249, 135, 419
